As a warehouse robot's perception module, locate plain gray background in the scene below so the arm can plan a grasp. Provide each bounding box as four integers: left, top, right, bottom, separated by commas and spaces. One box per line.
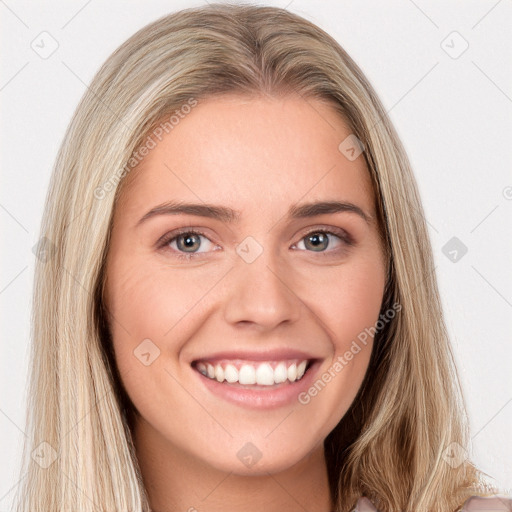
1, 0, 511, 508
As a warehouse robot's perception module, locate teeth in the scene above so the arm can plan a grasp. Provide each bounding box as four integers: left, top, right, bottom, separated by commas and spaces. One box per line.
287, 363, 297, 382
214, 364, 225, 383
224, 364, 238, 383
255, 363, 274, 385
195, 359, 310, 386
239, 364, 256, 385
297, 360, 307, 379
274, 362, 288, 383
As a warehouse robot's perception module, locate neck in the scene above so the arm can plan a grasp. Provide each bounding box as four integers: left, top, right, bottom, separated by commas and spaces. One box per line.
133, 416, 333, 512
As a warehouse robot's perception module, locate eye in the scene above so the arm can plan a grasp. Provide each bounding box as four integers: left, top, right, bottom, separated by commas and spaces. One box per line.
157, 226, 354, 261
157, 229, 218, 260
293, 228, 354, 255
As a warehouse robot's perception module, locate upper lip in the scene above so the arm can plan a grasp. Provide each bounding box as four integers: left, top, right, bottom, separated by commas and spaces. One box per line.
191, 348, 321, 364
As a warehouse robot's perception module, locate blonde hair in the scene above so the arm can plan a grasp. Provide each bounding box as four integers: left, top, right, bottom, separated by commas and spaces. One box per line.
15, 3, 498, 511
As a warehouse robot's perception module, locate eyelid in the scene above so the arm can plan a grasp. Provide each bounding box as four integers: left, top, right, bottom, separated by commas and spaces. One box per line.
156, 224, 355, 259
155, 227, 217, 259
155, 227, 211, 249
295, 224, 354, 246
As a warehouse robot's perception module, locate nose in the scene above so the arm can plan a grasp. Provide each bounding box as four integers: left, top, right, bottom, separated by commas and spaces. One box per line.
223, 247, 302, 331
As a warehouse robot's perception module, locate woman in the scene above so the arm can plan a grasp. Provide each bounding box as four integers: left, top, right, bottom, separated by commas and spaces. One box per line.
14, 3, 510, 511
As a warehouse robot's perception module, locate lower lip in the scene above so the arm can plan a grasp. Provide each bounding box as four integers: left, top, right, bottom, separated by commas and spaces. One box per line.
192, 360, 322, 410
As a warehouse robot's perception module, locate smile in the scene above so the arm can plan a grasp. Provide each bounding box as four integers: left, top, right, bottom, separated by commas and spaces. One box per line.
190, 356, 321, 410
193, 359, 310, 386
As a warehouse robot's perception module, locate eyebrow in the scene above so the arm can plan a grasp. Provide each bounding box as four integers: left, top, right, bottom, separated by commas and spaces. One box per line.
136, 200, 373, 227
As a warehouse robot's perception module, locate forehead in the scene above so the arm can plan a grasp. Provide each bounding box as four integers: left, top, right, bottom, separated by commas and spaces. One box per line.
117, 94, 375, 220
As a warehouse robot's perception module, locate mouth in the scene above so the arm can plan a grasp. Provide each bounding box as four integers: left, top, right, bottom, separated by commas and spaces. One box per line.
190, 356, 322, 409
191, 358, 315, 388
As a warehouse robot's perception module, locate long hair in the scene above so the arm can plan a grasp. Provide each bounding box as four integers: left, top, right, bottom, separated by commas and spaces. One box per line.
15, 3, 498, 511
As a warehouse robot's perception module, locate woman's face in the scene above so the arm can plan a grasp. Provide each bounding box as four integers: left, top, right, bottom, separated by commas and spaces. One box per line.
104, 94, 387, 475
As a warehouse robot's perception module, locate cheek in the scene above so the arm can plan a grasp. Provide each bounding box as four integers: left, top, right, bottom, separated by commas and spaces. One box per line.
300, 252, 386, 353
293, 255, 386, 433
107, 264, 169, 338
104, 257, 207, 426
104, 256, 225, 372
332, 265, 384, 349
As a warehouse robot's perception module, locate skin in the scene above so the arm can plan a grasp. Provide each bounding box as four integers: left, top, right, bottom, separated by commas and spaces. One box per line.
104, 93, 387, 512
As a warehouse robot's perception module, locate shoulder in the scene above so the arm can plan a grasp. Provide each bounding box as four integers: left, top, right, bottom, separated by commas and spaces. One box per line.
353, 495, 512, 511
353, 497, 378, 511
460, 495, 512, 511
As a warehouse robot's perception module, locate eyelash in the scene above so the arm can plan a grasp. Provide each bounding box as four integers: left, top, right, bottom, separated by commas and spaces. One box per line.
156, 226, 355, 261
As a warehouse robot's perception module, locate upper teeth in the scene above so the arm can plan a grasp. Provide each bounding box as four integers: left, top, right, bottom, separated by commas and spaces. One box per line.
195, 360, 309, 386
